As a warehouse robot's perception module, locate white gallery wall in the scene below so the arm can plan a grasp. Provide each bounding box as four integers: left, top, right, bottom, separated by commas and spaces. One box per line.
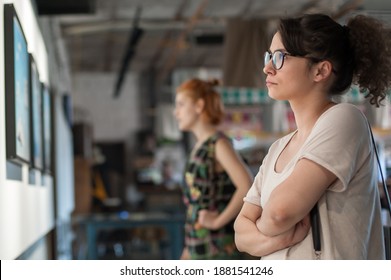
0, 0, 54, 259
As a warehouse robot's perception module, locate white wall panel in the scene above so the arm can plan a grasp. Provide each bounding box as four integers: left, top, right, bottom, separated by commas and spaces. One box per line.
0, 0, 54, 260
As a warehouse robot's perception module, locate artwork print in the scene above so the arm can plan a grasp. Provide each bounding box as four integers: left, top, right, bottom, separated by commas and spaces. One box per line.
30, 55, 43, 170
42, 85, 51, 173
5, 4, 31, 164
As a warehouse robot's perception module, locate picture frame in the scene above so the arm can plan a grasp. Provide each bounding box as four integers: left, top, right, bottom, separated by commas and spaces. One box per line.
41, 83, 52, 174
29, 54, 44, 170
4, 4, 31, 164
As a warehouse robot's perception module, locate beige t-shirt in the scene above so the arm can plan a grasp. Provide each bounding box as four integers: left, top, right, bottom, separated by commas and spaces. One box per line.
244, 103, 385, 259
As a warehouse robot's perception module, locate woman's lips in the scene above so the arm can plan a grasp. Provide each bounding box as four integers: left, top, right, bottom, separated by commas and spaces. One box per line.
265, 80, 276, 87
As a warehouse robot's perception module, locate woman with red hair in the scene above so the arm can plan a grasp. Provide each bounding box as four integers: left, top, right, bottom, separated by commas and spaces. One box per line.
174, 78, 253, 259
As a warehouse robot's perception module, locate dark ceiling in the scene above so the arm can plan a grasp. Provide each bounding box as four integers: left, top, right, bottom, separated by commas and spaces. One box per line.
35, 0, 96, 15
35, 0, 391, 86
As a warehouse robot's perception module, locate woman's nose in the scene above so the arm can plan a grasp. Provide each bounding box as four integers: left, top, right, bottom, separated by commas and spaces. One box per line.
263, 59, 274, 75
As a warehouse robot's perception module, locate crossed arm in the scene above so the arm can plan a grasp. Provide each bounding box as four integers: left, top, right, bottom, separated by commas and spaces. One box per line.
234, 202, 310, 257
234, 158, 337, 257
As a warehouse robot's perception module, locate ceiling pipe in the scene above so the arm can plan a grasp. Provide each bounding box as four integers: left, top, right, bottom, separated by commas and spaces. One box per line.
62, 18, 226, 36
113, 6, 143, 98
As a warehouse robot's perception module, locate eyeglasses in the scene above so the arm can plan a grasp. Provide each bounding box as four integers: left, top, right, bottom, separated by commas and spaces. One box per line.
264, 50, 296, 70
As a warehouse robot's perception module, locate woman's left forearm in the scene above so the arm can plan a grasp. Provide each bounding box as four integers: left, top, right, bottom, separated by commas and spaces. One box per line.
214, 188, 248, 228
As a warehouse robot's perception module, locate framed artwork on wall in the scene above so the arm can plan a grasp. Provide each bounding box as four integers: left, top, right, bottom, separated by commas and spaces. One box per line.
4, 4, 31, 164
29, 54, 43, 170
41, 83, 52, 174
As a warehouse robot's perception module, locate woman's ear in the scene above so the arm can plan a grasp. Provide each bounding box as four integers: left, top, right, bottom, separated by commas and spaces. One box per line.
195, 98, 205, 114
313, 61, 333, 82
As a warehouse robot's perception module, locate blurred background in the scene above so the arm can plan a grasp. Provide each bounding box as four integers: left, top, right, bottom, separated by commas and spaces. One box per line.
0, 0, 390, 260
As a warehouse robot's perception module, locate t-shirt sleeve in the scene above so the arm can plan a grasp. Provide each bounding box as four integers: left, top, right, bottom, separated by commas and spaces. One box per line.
243, 153, 269, 206
300, 104, 370, 192
243, 167, 262, 206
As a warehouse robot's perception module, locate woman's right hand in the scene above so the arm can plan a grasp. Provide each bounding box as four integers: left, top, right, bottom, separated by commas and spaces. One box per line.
256, 214, 311, 248
286, 215, 311, 246
180, 247, 190, 260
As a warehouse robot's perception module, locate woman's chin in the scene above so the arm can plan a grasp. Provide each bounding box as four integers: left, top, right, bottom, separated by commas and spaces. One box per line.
178, 124, 189, 132
268, 92, 285, 101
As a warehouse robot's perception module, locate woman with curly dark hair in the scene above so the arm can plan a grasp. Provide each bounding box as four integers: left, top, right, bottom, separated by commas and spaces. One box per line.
234, 13, 391, 259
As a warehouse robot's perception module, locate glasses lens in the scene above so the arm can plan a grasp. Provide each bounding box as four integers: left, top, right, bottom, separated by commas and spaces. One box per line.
264, 52, 271, 67
273, 51, 284, 70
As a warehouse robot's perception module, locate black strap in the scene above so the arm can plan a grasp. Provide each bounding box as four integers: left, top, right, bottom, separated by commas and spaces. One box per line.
310, 205, 321, 252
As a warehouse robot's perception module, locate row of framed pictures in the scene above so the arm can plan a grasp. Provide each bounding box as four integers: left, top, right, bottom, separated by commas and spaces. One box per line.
4, 4, 52, 174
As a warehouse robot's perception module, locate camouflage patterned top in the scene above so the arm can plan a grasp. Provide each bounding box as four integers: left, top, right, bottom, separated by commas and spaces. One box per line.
181, 131, 241, 259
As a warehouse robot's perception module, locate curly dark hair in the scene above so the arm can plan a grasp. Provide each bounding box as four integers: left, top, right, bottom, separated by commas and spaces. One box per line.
278, 13, 391, 106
